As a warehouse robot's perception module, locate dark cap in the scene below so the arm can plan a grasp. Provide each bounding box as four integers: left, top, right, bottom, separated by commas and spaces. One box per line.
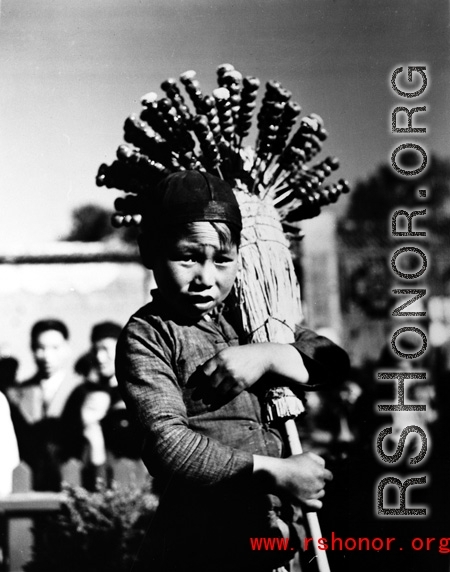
151, 170, 242, 231
31, 319, 69, 347
91, 321, 122, 343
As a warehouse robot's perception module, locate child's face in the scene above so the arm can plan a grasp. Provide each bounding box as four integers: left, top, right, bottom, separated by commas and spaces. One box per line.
152, 222, 239, 320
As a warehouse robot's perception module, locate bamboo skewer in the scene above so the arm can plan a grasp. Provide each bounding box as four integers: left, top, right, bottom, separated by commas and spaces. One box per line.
97, 65, 349, 233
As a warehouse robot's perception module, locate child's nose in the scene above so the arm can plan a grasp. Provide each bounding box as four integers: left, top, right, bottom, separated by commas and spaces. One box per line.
196, 260, 216, 286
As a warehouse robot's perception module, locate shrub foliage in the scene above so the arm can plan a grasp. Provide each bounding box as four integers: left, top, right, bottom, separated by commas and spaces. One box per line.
25, 482, 158, 572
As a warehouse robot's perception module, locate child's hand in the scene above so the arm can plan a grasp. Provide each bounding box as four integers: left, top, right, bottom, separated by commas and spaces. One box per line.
202, 345, 270, 399
253, 452, 332, 510
202, 343, 309, 400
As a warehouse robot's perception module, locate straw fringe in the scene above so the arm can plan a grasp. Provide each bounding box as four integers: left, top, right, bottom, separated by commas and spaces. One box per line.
264, 387, 305, 422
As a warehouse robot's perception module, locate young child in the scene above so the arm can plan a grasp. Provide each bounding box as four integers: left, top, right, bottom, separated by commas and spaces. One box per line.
115, 170, 350, 572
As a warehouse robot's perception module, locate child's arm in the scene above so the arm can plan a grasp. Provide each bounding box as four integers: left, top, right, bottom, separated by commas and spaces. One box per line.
116, 315, 333, 509
202, 327, 350, 400
116, 316, 255, 488
202, 343, 308, 400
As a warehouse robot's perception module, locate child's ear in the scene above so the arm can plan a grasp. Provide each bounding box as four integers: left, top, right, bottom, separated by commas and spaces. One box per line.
138, 234, 154, 269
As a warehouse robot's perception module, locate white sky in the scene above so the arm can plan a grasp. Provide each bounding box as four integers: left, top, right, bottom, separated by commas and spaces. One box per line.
0, 0, 448, 247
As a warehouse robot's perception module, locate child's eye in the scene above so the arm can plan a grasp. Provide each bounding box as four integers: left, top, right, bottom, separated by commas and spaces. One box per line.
169, 248, 197, 263
178, 255, 196, 264
214, 255, 235, 265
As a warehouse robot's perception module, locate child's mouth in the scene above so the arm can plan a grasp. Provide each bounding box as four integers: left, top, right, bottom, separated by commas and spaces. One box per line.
189, 295, 215, 303
187, 295, 216, 309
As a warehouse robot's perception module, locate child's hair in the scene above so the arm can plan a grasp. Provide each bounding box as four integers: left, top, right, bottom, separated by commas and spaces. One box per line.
139, 170, 242, 265
166, 221, 240, 249
140, 221, 240, 268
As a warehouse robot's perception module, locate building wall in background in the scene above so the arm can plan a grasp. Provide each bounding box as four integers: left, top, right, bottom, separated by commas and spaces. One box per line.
0, 254, 152, 379
300, 215, 450, 368
299, 214, 343, 346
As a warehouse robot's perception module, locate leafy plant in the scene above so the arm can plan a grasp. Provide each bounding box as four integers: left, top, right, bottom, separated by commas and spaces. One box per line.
25, 481, 159, 572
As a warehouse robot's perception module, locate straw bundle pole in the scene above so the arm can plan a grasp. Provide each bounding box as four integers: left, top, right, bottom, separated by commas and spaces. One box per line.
233, 191, 331, 572
233, 190, 302, 344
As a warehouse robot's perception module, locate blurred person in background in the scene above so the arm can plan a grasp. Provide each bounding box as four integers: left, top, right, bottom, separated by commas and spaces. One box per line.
376, 340, 438, 444
0, 392, 20, 496
8, 319, 81, 491
0, 355, 19, 396
299, 328, 368, 462
0, 389, 20, 496
64, 321, 142, 489
0, 355, 32, 464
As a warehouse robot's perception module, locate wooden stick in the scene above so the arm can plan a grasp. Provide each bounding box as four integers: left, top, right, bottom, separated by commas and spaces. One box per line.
284, 418, 331, 572
265, 387, 331, 572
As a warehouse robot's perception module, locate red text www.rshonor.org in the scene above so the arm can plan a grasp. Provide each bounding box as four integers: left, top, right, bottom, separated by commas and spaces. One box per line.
249, 538, 291, 551
250, 534, 450, 554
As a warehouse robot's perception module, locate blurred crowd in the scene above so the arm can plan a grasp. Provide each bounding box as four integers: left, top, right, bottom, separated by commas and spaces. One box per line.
1, 318, 449, 556
0, 318, 142, 494
297, 330, 450, 571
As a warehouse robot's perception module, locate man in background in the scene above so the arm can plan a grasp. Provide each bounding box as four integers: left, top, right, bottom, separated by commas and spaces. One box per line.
9, 319, 81, 491
64, 321, 142, 489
